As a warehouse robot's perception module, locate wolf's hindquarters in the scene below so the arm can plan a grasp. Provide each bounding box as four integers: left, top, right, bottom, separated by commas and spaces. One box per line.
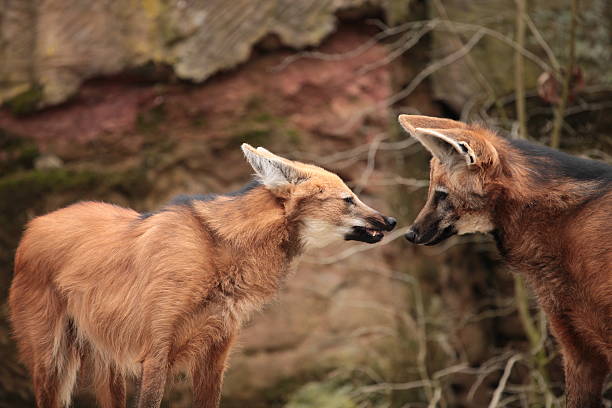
9, 267, 81, 408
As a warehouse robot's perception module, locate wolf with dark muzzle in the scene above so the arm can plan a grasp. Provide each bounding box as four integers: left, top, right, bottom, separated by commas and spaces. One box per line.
399, 114, 611, 408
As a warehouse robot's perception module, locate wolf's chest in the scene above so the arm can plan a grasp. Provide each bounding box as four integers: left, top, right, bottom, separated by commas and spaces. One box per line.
215, 259, 293, 320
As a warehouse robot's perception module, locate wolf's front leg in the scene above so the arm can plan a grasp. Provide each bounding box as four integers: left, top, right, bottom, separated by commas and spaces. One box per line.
136, 353, 169, 408
548, 314, 607, 408
563, 356, 607, 408
192, 335, 235, 408
94, 364, 126, 408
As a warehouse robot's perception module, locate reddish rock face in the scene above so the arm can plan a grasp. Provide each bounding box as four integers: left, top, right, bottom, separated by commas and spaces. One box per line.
0, 27, 391, 159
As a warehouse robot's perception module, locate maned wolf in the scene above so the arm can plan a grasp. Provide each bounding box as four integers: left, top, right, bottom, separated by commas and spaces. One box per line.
398, 114, 611, 408
9, 144, 396, 408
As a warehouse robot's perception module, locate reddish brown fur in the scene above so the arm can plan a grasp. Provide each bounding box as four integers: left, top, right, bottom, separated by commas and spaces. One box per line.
9, 146, 394, 408
400, 115, 611, 407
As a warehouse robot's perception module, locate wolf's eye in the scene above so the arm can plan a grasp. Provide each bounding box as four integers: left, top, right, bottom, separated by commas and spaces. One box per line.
433, 190, 448, 204
343, 196, 355, 205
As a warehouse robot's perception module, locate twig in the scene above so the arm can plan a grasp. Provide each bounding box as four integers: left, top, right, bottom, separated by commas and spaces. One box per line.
488, 354, 522, 408
461, 94, 481, 122
275, 18, 551, 82
355, 379, 432, 394
413, 275, 434, 401
514, 0, 528, 139
339, 29, 486, 133
367, 176, 429, 189
290, 136, 417, 165
357, 22, 438, 76
461, 304, 517, 325
498, 395, 523, 407
432, 363, 470, 380
428, 386, 442, 408
514, 274, 555, 403
514, 275, 539, 346
488, 84, 612, 112
354, 135, 383, 194
440, 21, 550, 72
433, 0, 509, 121
272, 31, 383, 71
467, 351, 517, 401
550, 0, 578, 148
523, 13, 561, 73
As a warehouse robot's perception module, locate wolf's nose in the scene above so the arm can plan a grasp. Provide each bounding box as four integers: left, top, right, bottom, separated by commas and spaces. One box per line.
405, 228, 417, 243
384, 216, 397, 231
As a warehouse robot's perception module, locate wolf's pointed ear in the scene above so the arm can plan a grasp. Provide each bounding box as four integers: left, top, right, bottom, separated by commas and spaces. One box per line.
241, 143, 308, 187
398, 115, 477, 167
398, 114, 466, 130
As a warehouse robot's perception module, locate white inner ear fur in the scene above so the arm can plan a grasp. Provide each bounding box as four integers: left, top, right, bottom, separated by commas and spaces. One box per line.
455, 213, 494, 235
300, 218, 352, 250
242, 144, 304, 187
435, 186, 448, 194
415, 128, 476, 166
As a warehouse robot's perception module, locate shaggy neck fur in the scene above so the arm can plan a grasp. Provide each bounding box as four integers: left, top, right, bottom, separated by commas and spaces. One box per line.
192, 186, 294, 250
489, 141, 612, 281
186, 184, 304, 303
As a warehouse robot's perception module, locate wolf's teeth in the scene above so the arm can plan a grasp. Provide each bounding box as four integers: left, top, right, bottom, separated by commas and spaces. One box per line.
365, 228, 383, 237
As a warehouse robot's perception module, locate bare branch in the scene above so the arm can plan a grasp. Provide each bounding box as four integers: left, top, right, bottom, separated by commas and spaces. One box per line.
428, 387, 443, 408
488, 354, 523, 408
514, 0, 528, 139
550, 0, 578, 148
355, 379, 432, 394
339, 29, 486, 133
357, 21, 438, 75
523, 13, 561, 73
433, 0, 509, 122
354, 135, 383, 194
290, 136, 417, 165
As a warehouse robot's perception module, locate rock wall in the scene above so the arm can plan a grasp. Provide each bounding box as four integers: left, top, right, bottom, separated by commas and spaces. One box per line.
0, 0, 388, 107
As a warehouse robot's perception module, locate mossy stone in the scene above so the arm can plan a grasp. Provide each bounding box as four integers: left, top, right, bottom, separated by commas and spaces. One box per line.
229, 104, 302, 148
4, 85, 44, 115
0, 130, 40, 173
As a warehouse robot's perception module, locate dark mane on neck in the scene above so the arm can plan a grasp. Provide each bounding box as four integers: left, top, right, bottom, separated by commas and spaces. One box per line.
507, 138, 612, 185
169, 179, 263, 206
138, 180, 263, 220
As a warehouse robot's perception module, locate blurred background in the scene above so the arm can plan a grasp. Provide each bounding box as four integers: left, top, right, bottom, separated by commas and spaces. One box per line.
0, 0, 611, 407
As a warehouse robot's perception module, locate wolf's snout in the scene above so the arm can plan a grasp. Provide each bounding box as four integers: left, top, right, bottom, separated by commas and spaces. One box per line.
345, 213, 396, 244
405, 227, 418, 243
405, 226, 428, 244
405, 223, 456, 245
383, 216, 397, 231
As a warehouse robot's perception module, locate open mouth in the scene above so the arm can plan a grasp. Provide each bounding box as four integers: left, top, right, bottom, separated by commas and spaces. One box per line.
344, 226, 385, 244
